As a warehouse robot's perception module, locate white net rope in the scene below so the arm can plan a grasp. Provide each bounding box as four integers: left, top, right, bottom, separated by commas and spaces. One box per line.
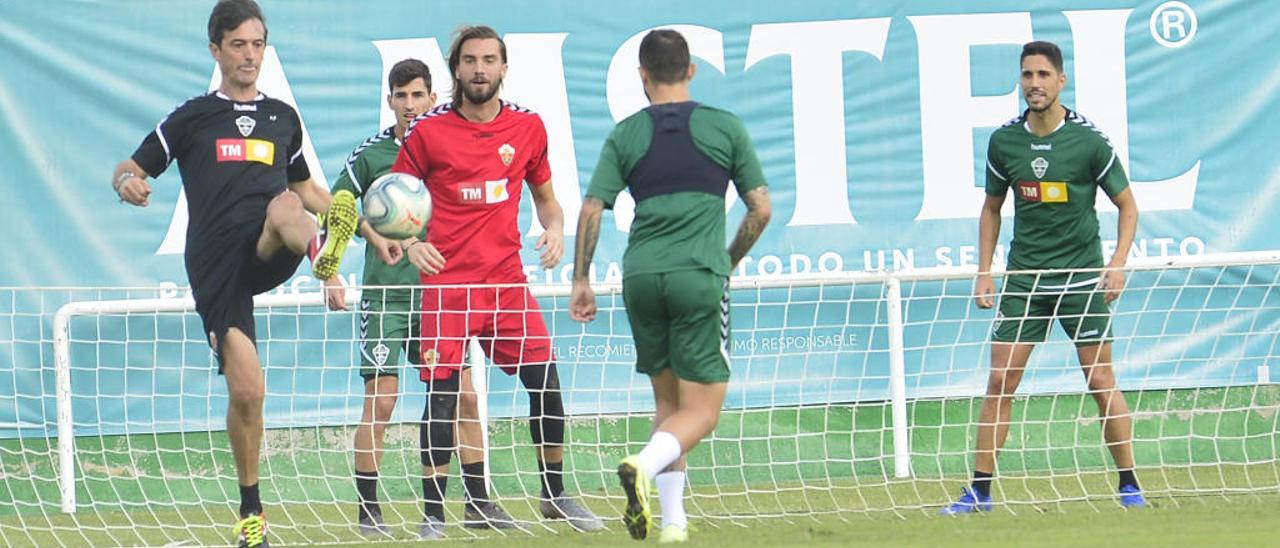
0, 253, 1276, 545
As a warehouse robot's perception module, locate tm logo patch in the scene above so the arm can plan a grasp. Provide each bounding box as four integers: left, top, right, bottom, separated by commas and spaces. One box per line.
1016, 181, 1068, 203
215, 139, 274, 165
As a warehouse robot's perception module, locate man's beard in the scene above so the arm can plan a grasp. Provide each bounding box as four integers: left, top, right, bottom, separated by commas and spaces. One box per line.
1026, 93, 1055, 113
461, 76, 502, 105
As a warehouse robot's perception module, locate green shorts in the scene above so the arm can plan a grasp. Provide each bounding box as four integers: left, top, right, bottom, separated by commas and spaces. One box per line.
359, 294, 421, 380
622, 269, 730, 384
992, 273, 1112, 346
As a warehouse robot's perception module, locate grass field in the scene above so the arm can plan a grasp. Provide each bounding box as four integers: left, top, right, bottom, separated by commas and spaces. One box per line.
0, 386, 1276, 546
3, 478, 1276, 546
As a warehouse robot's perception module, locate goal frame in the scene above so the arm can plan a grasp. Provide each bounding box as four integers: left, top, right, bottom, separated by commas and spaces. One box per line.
50, 250, 1280, 513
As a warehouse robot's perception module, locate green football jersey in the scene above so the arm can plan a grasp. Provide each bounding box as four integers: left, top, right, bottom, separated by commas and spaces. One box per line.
985, 108, 1130, 275
330, 127, 422, 302
587, 103, 766, 278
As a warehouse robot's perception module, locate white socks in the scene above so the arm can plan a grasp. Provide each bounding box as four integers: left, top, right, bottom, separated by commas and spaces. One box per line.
637, 432, 688, 530
636, 431, 682, 479
656, 471, 687, 529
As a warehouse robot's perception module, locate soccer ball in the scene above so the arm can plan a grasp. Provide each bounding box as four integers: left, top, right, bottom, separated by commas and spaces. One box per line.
363, 172, 431, 239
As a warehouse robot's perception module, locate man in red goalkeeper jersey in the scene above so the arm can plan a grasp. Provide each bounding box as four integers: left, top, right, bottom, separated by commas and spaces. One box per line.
392, 25, 603, 536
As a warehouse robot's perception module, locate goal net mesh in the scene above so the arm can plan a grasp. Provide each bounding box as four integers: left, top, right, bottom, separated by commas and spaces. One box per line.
1, 256, 1277, 545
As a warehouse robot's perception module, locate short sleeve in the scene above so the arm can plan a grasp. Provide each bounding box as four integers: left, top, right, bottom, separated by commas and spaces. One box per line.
284, 107, 311, 183
330, 152, 361, 198
525, 115, 552, 186
1094, 137, 1129, 198
728, 115, 767, 195
131, 105, 190, 178
393, 118, 428, 178
585, 130, 628, 209
984, 136, 1010, 197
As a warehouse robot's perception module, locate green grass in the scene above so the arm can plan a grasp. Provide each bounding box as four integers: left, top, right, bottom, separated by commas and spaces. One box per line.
2, 481, 1276, 546
0, 386, 1276, 545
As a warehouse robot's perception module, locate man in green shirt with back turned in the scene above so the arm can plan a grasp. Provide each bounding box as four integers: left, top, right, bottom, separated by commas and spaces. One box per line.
570, 29, 772, 543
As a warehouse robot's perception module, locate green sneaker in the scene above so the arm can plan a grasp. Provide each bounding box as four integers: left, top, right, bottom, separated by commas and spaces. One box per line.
617, 456, 652, 540
311, 190, 358, 280
234, 512, 268, 548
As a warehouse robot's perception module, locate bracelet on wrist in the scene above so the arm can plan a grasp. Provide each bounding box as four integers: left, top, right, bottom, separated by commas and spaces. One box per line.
114, 171, 136, 193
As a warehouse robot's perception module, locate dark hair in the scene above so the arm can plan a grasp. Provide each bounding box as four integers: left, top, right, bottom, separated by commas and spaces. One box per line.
447, 25, 506, 106
639, 29, 691, 85
1021, 41, 1064, 73
208, 0, 266, 46
388, 58, 432, 93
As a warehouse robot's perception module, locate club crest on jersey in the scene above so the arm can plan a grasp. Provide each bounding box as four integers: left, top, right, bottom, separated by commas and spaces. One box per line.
423, 349, 439, 366
1031, 156, 1048, 178
235, 115, 256, 137
498, 143, 515, 166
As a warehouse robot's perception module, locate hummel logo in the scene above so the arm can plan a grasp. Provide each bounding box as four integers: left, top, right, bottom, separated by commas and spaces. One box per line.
1030, 143, 1052, 151
233, 103, 257, 112
1079, 329, 1100, 338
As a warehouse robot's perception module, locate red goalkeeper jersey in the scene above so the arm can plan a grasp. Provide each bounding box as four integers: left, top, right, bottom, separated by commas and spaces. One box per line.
392, 101, 552, 284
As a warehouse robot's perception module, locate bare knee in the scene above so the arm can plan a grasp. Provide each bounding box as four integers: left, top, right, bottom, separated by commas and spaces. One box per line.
702, 412, 721, 433
683, 401, 721, 433
227, 380, 264, 409
1084, 364, 1117, 392
372, 394, 398, 423
268, 190, 303, 214
986, 368, 1022, 396
265, 191, 304, 227
458, 391, 479, 420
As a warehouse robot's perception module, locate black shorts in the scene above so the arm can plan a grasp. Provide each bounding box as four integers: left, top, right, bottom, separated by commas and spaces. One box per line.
191, 224, 303, 373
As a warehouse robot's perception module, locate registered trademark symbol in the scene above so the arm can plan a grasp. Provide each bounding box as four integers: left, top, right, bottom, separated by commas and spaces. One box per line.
1150, 1, 1197, 48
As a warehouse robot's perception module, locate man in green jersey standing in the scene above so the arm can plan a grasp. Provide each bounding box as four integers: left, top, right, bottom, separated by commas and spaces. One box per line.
941, 41, 1144, 514
570, 29, 772, 543
323, 59, 484, 538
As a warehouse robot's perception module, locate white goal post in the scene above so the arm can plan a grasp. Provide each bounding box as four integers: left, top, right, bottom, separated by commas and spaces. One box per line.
22, 249, 1280, 543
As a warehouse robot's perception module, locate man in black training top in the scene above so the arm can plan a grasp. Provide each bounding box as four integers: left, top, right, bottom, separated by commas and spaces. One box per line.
111, 1, 358, 546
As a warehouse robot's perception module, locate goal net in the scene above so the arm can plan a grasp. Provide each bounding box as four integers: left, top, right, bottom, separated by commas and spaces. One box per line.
1, 251, 1278, 545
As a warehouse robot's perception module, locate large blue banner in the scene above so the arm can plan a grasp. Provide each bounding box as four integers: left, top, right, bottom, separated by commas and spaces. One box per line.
1, 1, 1276, 434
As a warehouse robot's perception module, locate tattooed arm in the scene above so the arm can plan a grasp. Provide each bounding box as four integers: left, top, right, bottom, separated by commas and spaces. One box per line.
727, 186, 772, 269
569, 197, 606, 322
573, 197, 605, 282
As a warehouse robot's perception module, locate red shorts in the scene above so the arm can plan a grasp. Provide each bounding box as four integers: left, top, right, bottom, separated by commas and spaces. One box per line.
418, 285, 554, 381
